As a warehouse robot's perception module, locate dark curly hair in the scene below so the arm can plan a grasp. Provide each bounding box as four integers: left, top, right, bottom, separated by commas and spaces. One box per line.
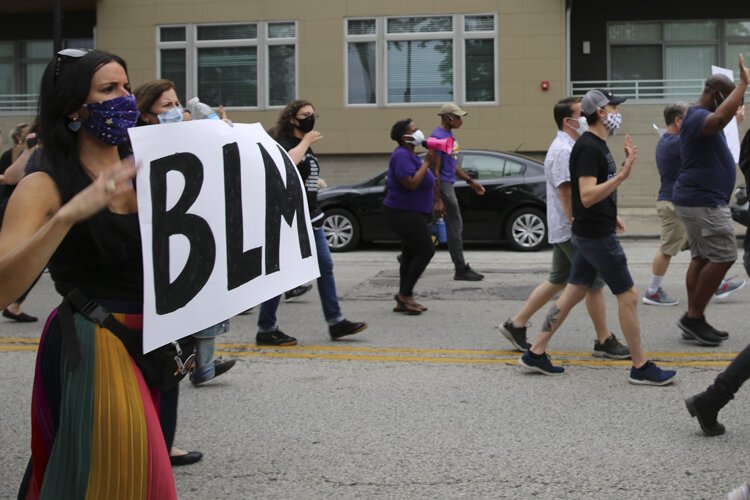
269, 99, 313, 140
390, 118, 413, 145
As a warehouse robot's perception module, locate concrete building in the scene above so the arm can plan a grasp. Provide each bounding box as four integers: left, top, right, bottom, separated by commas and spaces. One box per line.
1, 0, 748, 207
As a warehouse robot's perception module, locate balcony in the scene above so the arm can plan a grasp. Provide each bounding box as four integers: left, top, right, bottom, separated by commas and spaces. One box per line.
0, 94, 38, 114
570, 79, 706, 101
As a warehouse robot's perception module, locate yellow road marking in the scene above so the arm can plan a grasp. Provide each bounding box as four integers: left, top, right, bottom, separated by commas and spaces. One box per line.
0, 337, 737, 368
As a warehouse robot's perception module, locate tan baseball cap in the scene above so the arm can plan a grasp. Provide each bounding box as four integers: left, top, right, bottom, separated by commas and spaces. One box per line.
438, 102, 468, 116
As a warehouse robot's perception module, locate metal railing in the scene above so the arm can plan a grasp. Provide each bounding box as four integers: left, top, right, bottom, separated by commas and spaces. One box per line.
0, 94, 38, 113
570, 79, 705, 100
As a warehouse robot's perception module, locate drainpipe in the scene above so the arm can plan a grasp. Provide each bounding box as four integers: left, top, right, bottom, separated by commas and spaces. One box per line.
565, 0, 572, 95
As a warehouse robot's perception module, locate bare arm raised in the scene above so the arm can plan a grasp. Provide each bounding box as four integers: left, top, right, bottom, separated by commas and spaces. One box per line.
702, 54, 750, 136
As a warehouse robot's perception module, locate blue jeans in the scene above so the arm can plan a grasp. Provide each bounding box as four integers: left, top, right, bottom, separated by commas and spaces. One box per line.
258, 227, 343, 332
191, 320, 230, 381
569, 233, 634, 295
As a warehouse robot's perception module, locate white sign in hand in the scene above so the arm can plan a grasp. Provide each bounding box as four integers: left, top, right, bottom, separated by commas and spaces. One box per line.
130, 121, 320, 352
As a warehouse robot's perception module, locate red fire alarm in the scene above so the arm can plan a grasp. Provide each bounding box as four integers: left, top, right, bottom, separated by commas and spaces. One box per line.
540, 80, 550, 91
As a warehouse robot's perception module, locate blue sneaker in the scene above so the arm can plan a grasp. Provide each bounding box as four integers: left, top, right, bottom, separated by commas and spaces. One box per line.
519, 351, 565, 375
628, 361, 676, 386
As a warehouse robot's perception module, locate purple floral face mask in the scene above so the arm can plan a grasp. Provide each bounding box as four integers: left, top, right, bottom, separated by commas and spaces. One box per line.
82, 94, 140, 145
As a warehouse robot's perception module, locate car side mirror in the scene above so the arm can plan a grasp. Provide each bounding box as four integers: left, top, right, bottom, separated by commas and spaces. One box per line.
463, 168, 478, 180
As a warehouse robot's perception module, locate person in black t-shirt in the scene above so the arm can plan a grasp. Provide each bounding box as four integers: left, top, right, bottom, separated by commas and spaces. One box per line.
254, 100, 368, 345
519, 89, 676, 386
0, 123, 39, 323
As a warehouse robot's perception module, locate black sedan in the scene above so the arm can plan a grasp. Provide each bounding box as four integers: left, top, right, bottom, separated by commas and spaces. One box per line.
318, 149, 548, 252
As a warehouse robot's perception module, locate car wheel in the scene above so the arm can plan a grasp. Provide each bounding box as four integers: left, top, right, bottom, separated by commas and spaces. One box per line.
506, 207, 547, 251
322, 208, 361, 252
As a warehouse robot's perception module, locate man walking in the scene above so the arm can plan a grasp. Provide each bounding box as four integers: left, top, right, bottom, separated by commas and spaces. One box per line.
518, 88, 676, 386
430, 103, 485, 281
644, 103, 745, 307
499, 97, 629, 360
672, 55, 750, 346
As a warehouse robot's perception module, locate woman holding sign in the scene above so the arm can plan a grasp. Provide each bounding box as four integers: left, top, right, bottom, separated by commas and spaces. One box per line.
255, 100, 368, 345
133, 78, 239, 466
1, 50, 176, 498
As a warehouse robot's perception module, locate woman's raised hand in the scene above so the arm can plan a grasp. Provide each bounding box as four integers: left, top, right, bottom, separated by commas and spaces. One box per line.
57, 157, 137, 224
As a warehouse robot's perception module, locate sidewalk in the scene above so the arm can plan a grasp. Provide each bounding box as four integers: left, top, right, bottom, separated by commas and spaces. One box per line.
618, 207, 747, 239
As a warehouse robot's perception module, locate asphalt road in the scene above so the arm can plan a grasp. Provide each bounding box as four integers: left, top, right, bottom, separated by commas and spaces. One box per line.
2, 239, 750, 499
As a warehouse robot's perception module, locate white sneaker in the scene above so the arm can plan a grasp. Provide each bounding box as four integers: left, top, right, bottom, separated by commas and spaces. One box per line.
715, 277, 747, 300
728, 481, 750, 500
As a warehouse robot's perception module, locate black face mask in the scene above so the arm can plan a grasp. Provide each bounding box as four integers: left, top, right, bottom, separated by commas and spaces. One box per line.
296, 115, 316, 133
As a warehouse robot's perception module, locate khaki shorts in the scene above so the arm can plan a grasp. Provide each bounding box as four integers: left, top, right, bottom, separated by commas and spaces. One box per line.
674, 205, 737, 263
656, 200, 688, 256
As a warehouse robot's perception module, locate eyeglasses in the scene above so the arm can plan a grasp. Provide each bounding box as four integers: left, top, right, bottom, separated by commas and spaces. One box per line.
54, 48, 90, 82
296, 112, 318, 120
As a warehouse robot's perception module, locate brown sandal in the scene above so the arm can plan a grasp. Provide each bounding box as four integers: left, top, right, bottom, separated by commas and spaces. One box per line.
393, 295, 424, 315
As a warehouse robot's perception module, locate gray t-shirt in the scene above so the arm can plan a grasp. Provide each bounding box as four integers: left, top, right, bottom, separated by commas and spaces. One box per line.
544, 130, 575, 244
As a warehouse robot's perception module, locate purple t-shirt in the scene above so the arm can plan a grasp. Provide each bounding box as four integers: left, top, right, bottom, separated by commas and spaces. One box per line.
673, 106, 736, 207
430, 126, 457, 183
383, 146, 435, 214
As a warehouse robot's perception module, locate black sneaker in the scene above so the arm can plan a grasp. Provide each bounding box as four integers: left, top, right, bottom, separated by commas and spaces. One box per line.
329, 319, 368, 340
285, 284, 313, 301
256, 329, 298, 346
454, 263, 484, 281
213, 356, 237, 378
681, 324, 728, 341
677, 314, 723, 346
592, 333, 631, 360
498, 319, 531, 351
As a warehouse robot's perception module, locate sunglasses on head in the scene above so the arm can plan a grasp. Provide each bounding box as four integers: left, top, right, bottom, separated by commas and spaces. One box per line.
54, 48, 90, 82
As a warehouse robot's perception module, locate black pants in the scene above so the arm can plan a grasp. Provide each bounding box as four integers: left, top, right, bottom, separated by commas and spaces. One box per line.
716, 171, 750, 404
708, 343, 750, 403
384, 206, 435, 297
160, 384, 179, 450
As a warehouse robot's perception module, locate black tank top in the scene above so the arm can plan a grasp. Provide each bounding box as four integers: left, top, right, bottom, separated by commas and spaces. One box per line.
28, 156, 143, 302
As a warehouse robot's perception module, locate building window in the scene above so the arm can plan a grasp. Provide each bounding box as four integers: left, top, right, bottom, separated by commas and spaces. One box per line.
0, 39, 93, 111
158, 21, 297, 109
345, 14, 497, 107
608, 20, 750, 97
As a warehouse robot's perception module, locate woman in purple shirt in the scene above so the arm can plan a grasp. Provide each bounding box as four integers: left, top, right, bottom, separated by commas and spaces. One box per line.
384, 118, 438, 315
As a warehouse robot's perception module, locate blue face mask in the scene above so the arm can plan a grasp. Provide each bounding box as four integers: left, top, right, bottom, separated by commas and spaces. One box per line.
158, 105, 184, 124
83, 94, 140, 145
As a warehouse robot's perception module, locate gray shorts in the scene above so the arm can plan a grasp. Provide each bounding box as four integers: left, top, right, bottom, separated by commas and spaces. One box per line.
674, 205, 737, 263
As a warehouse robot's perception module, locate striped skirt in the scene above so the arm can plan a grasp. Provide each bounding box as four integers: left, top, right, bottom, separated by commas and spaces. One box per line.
19, 305, 177, 499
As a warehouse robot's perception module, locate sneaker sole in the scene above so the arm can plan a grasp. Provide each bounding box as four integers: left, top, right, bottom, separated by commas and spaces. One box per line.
255, 340, 298, 346
592, 350, 631, 360
628, 373, 677, 386
641, 297, 678, 306
497, 324, 527, 352
676, 321, 722, 347
715, 280, 747, 300
454, 276, 484, 281
518, 357, 564, 375
331, 324, 369, 340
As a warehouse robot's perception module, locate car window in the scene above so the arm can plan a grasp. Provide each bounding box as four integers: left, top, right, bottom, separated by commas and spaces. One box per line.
503, 159, 525, 177
461, 153, 526, 180
461, 154, 504, 180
